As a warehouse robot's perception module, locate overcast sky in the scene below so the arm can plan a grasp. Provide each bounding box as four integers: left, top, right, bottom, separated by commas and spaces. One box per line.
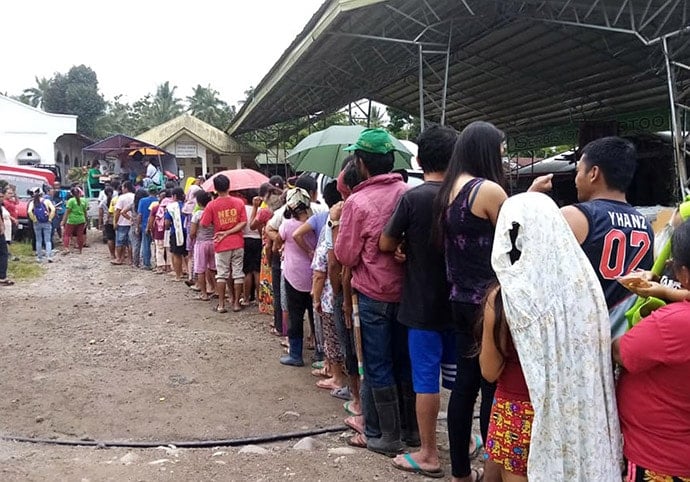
1, 0, 324, 107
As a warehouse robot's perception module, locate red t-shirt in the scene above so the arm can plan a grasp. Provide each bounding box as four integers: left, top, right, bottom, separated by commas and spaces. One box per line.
617, 301, 690, 477
200, 195, 247, 253
3, 198, 18, 219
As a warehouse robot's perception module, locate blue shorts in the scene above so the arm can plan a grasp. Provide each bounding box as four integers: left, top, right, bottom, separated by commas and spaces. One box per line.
408, 328, 457, 394
115, 225, 131, 247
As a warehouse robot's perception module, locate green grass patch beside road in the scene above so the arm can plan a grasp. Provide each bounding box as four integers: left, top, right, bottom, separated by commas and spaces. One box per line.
7, 242, 44, 281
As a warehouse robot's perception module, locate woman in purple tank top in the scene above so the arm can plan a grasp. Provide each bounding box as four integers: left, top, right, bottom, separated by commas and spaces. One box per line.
433, 121, 508, 482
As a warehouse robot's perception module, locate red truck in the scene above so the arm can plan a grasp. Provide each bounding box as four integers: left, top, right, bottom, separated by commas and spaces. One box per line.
0, 166, 57, 238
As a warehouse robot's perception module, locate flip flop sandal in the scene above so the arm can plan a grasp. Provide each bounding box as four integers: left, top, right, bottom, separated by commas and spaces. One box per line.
310, 367, 330, 377
193, 295, 210, 301
469, 433, 484, 460
0, 279, 15, 286
346, 432, 367, 448
391, 453, 445, 479
330, 386, 352, 401
316, 379, 342, 390
343, 401, 361, 417
311, 360, 325, 370
213, 305, 228, 313
344, 415, 364, 434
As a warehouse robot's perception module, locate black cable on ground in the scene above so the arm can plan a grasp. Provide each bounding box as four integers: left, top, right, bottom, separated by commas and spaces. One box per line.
1, 425, 348, 449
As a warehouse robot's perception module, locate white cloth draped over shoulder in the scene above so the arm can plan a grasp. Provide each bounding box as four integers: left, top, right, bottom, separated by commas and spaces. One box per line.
491, 192, 622, 482
166, 201, 184, 246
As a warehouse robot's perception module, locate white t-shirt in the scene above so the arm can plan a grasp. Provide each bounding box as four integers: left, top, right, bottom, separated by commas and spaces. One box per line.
145, 163, 157, 179
1, 206, 11, 242
115, 192, 135, 226
243, 205, 261, 239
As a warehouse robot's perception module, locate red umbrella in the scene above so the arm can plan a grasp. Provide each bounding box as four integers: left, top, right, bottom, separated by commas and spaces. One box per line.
202, 169, 269, 192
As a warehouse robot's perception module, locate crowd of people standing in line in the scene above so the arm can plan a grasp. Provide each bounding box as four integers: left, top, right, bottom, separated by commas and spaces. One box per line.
1, 123, 688, 481
134, 125, 686, 481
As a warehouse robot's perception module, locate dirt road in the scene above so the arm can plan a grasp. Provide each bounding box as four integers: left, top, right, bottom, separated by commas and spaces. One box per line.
0, 232, 456, 481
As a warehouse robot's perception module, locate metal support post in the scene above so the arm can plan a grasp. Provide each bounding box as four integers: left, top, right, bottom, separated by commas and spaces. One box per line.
418, 43, 425, 132
662, 36, 687, 199
440, 21, 452, 126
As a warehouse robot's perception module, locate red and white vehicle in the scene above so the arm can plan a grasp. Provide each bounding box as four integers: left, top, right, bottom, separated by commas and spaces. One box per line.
0, 165, 56, 235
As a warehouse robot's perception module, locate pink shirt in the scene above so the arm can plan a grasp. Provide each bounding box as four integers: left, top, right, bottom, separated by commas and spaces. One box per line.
279, 218, 315, 292
334, 173, 408, 303
618, 300, 690, 477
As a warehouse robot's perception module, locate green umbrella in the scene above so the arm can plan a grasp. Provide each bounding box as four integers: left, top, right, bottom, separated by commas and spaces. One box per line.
286, 125, 413, 177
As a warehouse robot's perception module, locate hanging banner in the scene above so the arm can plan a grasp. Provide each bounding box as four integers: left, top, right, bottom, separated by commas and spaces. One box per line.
507, 108, 671, 151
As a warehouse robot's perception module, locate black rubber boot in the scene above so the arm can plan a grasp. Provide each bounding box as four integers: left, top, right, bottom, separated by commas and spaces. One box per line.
399, 382, 420, 447
367, 385, 404, 457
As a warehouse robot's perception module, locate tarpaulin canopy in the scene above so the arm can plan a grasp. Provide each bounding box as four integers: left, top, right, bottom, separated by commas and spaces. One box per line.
82, 134, 179, 182
82, 134, 174, 158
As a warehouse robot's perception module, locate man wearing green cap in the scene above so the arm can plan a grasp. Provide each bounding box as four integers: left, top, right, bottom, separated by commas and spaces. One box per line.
334, 128, 411, 456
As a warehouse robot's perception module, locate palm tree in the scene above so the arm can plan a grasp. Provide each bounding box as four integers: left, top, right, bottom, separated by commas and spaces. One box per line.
21, 76, 51, 108
186, 84, 235, 129
368, 105, 385, 128
148, 81, 183, 125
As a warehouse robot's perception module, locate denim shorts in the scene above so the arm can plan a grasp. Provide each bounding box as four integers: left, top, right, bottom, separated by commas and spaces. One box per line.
115, 225, 131, 247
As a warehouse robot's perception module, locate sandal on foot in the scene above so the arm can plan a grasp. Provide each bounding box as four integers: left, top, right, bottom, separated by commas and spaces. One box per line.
193, 295, 210, 301
213, 305, 228, 313
471, 468, 484, 481
311, 360, 324, 370
391, 453, 444, 479
469, 433, 484, 460
346, 432, 367, 448
0, 279, 15, 286
310, 367, 330, 377
316, 379, 342, 390
330, 386, 352, 401
344, 415, 365, 434
343, 400, 361, 417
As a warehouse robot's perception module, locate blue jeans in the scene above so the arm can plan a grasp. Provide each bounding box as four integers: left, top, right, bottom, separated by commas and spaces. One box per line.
129, 227, 142, 266
141, 231, 152, 268
33, 222, 53, 260
356, 292, 410, 438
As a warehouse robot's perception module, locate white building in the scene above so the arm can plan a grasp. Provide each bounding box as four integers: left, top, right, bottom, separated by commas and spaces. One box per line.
0, 94, 87, 175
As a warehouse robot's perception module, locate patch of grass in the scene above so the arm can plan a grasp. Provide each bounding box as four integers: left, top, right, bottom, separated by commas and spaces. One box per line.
7, 242, 45, 281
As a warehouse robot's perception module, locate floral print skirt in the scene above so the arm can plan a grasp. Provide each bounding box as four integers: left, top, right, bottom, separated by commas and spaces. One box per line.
258, 244, 273, 315
486, 397, 534, 477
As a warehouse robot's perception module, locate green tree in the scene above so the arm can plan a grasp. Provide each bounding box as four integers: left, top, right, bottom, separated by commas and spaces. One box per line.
19, 76, 51, 108
387, 107, 412, 138
146, 81, 183, 126
94, 95, 138, 138
368, 105, 385, 128
187, 84, 236, 130
43, 65, 106, 138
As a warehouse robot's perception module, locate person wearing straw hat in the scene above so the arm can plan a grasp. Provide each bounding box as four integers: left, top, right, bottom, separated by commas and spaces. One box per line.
334, 128, 410, 456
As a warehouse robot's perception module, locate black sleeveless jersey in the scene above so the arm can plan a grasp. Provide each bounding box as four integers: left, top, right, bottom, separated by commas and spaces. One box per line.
575, 199, 655, 309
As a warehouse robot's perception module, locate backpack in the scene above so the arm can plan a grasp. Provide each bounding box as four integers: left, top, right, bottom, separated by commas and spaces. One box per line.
33, 200, 50, 223
154, 197, 172, 232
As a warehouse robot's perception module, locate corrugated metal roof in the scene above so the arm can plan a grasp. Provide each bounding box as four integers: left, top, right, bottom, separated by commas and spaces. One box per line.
227, 0, 690, 136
